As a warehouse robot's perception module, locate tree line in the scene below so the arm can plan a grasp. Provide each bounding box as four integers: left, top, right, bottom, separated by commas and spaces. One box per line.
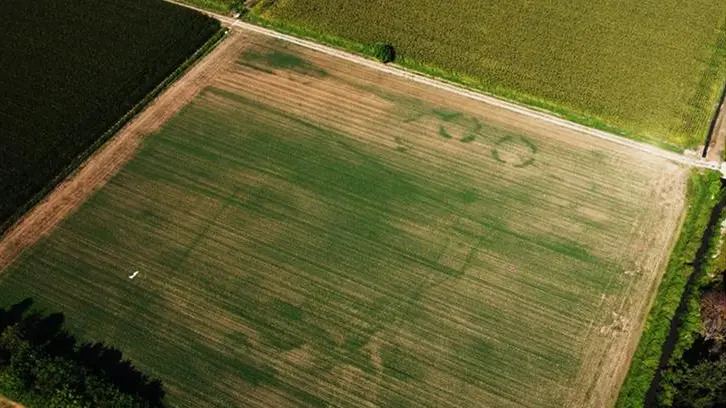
660, 274, 726, 407
0, 299, 165, 408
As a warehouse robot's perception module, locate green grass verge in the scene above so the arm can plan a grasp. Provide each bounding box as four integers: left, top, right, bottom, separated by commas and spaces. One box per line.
656, 191, 726, 406
242, 11, 685, 153
243, 1, 726, 152
615, 170, 723, 408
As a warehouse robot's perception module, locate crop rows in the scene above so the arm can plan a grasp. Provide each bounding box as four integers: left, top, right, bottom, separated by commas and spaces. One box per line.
0, 35, 690, 407
0, 0, 219, 230
257, 0, 726, 150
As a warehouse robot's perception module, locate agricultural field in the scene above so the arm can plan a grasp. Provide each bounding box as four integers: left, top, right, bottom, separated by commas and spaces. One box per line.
253, 0, 726, 150
178, 0, 240, 13
0, 31, 691, 407
0, 0, 220, 231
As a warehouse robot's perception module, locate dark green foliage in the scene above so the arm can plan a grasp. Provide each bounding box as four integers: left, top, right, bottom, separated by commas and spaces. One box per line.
0, 299, 165, 408
668, 356, 726, 407
230, 0, 247, 13
0, 0, 220, 231
657, 276, 726, 407
373, 43, 396, 63
616, 171, 723, 408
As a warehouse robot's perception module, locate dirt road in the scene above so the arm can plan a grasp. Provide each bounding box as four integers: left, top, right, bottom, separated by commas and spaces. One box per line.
0, 30, 247, 270
2, 0, 721, 274
168, 0, 725, 175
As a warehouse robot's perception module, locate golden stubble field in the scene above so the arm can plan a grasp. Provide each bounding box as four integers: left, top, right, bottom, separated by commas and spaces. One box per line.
0, 30, 689, 407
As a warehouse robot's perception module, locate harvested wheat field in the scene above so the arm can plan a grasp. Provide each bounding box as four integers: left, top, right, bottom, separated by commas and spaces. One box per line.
0, 31, 689, 407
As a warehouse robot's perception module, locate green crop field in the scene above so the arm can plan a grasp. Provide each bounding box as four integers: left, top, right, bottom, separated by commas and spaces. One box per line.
0, 34, 691, 407
250, 0, 726, 151
0, 0, 220, 231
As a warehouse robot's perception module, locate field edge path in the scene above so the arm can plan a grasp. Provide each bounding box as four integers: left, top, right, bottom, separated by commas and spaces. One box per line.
0, 31, 246, 271
167, 0, 726, 176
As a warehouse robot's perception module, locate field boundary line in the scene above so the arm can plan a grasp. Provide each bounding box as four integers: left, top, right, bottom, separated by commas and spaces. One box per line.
166, 0, 725, 175
705, 83, 726, 161
0, 28, 236, 271
0, 21, 224, 235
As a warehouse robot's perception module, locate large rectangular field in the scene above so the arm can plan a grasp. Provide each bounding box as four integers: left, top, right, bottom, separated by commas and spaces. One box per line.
0, 0, 219, 230
0, 31, 689, 407
255, 0, 726, 150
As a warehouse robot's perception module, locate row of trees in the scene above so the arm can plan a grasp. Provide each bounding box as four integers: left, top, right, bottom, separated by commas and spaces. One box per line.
661, 274, 726, 407
647, 179, 726, 408
615, 172, 724, 408
0, 299, 165, 408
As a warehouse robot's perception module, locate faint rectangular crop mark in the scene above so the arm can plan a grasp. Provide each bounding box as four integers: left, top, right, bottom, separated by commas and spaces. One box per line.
437, 217, 484, 276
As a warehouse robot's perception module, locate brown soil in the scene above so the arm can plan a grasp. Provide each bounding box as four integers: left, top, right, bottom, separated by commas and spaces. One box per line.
0, 31, 249, 271
706, 98, 726, 162
0, 397, 23, 408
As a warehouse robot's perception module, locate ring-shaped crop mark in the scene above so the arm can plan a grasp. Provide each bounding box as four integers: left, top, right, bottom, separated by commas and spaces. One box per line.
438, 119, 482, 143
491, 135, 538, 168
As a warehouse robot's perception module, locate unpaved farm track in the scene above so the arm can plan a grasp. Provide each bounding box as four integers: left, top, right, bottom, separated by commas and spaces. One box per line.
0, 31, 247, 270
1, 1, 721, 271
169, 0, 725, 174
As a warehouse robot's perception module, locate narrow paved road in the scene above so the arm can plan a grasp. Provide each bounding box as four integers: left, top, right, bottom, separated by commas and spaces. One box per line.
169, 0, 726, 175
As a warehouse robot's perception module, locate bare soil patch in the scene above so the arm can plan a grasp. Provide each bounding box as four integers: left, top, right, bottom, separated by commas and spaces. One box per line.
0, 397, 22, 408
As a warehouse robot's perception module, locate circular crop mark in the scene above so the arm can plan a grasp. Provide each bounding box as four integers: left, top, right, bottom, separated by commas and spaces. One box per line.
435, 117, 482, 143
491, 135, 537, 167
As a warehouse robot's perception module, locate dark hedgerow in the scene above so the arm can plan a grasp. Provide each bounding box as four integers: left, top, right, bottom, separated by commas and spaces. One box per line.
615, 171, 723, 408
0, 0, 220, 232
0, 299, 166, 408
374, 43, 396, 63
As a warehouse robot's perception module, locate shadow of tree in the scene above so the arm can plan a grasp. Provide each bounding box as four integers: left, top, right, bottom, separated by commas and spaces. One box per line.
0, 298, 165, 407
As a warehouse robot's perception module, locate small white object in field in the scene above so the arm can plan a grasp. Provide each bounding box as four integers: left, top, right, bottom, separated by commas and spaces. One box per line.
129, 271, 139, 280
